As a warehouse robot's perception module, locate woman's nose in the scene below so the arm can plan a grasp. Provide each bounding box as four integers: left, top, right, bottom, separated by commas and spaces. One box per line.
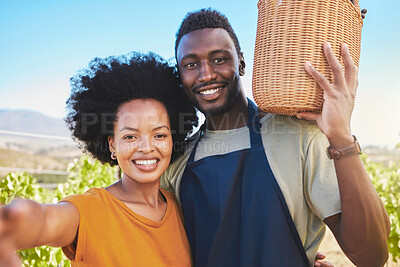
138, 137, 154, 153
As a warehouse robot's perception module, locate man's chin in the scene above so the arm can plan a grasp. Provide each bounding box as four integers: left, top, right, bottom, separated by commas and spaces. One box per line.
200, 103, 230, 116
194, 91, 237, 116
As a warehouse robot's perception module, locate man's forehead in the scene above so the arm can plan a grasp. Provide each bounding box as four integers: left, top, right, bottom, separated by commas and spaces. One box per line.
177, 28, 236, 59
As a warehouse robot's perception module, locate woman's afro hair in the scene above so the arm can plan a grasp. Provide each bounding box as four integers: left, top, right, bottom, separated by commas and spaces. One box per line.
65, 52, 198, 166
175, 8, 242, 59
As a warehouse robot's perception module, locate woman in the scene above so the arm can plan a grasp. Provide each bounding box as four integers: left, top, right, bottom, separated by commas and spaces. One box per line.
0, 52, 197, 266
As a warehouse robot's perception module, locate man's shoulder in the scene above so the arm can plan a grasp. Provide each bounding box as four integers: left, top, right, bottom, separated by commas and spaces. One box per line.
260, 113, 322, 137
261, 113, 319, 127
161, 139, 195, 192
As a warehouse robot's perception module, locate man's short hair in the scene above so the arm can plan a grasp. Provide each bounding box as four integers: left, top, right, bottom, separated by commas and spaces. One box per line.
175, 8, 242, 60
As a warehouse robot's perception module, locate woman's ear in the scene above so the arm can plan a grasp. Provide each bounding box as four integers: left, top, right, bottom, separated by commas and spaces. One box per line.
108, 136, 116, 159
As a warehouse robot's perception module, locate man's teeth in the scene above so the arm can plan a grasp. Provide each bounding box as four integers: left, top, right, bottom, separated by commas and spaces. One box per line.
199, 87, 221, 95
134, 159, 157, 166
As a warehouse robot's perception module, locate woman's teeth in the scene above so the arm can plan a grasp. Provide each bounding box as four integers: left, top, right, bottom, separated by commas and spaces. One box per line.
199, 87, 222, 95
134, 159, 157, 166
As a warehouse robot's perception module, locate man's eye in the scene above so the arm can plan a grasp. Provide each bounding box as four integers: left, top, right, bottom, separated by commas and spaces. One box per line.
213, 57, 225, 64
123, 135, 136, 140
184, 62, 197, 69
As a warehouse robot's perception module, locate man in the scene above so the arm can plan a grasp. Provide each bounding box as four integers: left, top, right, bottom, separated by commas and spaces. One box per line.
161, 8, 390, 267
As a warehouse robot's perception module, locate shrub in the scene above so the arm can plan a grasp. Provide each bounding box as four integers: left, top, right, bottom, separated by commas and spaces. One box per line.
364, 154, 400, 262
0, 155, 117, 266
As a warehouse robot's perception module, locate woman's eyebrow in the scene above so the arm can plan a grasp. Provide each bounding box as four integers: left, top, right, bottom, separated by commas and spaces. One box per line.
152, 125, 170, 131
119, 125, 170, 132
119, 126, 139, 132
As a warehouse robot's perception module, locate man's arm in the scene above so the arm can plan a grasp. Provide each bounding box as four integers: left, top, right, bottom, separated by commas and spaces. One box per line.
297, 42, 390, 267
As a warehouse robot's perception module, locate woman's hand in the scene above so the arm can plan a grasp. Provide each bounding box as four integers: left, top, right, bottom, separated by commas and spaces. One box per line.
0, 200, 27, 267
0, 239, 21, 267
0, 246, 21, 267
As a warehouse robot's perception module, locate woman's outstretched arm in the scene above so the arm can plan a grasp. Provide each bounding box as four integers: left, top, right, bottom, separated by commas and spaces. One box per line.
0, 199, 80, 251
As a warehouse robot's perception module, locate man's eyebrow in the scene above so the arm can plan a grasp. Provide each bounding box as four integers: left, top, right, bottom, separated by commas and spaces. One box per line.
209, 49, 231, 55
180, 49, 231, 63
179, 53, 197, 62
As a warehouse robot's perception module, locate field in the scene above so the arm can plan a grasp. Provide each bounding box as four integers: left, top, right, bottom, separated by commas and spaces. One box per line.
320, 227, 399, 266
1, 133, 399, 266
0, 134, 82, 183
319, 146, 400, 266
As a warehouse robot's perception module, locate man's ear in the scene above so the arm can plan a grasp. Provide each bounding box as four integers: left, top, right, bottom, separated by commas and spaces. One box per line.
239, 52, 245, 76
175, 63, 182, 76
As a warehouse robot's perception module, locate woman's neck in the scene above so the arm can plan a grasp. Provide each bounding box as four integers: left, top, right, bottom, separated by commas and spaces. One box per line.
107, 176, 163, 207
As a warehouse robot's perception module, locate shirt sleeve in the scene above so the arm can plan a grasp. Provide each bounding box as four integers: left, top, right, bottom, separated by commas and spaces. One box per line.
304, 131, 342, 220
59, 189, 103, 262
160, 169, 176, 194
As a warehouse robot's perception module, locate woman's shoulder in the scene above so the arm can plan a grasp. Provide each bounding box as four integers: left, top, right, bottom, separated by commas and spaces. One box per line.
60, 188, 108, 210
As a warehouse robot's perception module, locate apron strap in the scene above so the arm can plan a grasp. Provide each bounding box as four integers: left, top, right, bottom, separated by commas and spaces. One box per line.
188, 123, 205, 162
246, 99, 264, 150
190, 99, 264, 161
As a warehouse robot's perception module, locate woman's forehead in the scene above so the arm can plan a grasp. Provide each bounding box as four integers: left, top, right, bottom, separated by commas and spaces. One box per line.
116, 99, 170, 129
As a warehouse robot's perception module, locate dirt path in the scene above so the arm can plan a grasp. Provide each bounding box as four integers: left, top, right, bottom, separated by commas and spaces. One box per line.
319, 228, 399, 266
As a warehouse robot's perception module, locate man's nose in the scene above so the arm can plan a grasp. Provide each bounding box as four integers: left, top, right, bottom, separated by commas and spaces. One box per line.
199, 62, 217, 82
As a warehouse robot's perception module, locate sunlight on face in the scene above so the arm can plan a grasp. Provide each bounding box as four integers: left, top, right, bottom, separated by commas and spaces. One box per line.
108, 99, 173, 185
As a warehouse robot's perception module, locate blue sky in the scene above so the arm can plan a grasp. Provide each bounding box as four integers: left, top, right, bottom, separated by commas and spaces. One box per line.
0, 0, 399, 148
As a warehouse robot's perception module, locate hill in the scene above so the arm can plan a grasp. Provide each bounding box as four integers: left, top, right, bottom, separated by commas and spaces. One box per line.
0, 109, 70, 137
0, 109, 82, 182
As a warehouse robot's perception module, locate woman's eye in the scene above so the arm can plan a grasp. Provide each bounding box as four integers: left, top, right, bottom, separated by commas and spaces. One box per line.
154, 134, 167, 139
123, 135, 136, 140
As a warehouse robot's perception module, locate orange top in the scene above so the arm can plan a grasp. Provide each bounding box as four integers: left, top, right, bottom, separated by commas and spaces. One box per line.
61, 188, 192, 267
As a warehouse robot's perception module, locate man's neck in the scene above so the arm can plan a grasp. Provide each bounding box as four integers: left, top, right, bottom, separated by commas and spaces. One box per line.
205, 93, 249, 131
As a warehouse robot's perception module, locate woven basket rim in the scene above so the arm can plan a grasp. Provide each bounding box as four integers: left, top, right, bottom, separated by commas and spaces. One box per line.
257, 0, 364, 26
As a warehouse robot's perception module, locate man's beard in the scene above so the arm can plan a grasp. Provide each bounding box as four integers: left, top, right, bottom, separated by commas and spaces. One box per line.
198, 78, 241, 116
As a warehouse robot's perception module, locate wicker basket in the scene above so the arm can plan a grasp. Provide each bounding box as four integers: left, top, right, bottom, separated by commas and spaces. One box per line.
252, 0, 363, 115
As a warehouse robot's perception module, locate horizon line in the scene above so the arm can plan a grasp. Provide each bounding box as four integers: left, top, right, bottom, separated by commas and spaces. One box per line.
0, 130, 72, 140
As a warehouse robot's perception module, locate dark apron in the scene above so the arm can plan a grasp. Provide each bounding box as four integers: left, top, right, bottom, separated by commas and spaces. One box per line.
179, 99, 309, 267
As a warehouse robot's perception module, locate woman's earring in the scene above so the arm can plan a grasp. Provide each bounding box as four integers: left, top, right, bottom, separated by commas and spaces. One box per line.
111, 152, 117, 160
